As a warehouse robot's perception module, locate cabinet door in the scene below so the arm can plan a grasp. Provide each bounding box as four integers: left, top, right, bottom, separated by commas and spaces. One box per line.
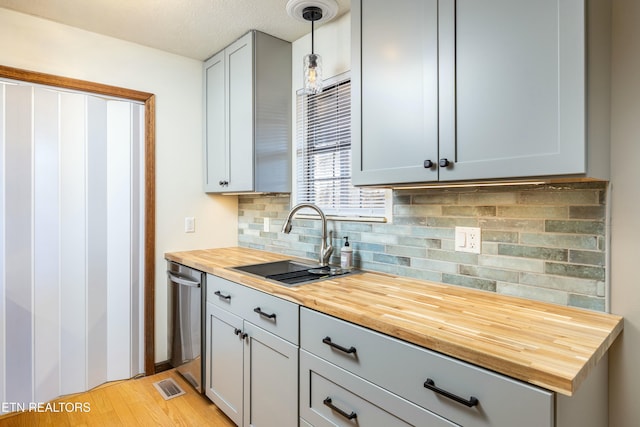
439, 0, 586, 181
351, 0, 439, 186
226, 32, 255, 192
205, 303, 244, 426
204, 51, 227, 192
243, 322, 298, 427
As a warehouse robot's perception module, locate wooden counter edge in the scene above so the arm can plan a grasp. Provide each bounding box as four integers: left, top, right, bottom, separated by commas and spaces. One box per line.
164, 248, 624, 396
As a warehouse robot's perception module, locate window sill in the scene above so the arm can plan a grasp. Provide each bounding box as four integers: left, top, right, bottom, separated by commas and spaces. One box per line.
294, 213, 388, 223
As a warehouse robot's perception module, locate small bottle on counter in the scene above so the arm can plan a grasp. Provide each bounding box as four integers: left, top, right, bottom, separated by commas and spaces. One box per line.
340, 236, 353, 270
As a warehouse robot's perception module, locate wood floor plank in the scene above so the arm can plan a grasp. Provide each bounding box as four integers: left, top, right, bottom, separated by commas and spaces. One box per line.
0, 370, 235, 426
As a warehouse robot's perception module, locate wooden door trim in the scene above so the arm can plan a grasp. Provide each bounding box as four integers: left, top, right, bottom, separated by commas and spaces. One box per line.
0, 64, 157, 376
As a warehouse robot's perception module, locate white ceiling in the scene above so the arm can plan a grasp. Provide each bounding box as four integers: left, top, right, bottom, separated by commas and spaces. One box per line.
0, 0, 351, 60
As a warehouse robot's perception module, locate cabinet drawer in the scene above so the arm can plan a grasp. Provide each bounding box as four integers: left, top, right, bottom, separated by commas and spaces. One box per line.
300, 350, 457, 427
241, 286, 299, 345
207, 274, 299, 344
301, 308, 553, 427
206, 274, 246, 316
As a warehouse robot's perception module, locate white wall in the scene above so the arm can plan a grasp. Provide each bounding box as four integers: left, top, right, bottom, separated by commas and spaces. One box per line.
609, 0, 640, 425
0, 8, 238, 364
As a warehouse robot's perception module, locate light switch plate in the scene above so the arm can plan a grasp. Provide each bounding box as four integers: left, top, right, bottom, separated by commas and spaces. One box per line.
455, 226, 481, 253
184, 217, 195, 233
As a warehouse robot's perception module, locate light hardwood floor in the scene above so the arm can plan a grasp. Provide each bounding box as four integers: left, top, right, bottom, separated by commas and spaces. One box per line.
0, 370, 235, 426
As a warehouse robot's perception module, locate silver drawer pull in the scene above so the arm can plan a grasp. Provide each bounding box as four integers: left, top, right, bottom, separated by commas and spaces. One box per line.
323, 397, 357, 420
424, 378, 479, 407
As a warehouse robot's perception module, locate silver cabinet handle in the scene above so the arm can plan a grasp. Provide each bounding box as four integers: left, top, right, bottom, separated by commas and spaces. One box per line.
167, 271, 201, 288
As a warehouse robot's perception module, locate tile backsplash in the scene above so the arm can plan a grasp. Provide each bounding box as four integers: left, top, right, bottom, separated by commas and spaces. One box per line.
238, 181, 608, 311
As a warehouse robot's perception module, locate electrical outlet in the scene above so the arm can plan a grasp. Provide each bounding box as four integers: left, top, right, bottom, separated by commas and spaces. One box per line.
184, 217, 195, 233
455, 226, 481, 254
263, 217, 270, 232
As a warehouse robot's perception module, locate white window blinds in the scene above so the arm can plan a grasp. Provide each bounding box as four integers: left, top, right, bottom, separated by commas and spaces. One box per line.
295, 77, 387, 217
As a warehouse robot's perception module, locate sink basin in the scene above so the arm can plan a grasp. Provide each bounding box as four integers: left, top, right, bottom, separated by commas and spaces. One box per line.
230, 260, 356, 286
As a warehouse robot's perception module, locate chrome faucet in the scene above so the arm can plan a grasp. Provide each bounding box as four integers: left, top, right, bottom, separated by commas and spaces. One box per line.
282, 203, 333, 266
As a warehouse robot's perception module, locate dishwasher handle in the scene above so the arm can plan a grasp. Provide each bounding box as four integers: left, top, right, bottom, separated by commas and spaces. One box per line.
167, 271, 201, 288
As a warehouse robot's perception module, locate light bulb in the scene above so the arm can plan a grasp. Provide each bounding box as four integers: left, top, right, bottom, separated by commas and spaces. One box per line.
303, 53, 322, 94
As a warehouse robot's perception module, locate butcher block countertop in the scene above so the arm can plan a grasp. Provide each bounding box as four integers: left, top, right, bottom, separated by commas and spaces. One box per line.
165, 247, 623, 397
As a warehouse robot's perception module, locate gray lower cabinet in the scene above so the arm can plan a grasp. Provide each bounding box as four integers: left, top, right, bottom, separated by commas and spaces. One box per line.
300, 350, 458, 427
203, 30, 291, 193
205, 275, 298, 427
352, 0, 609, 186
206, 303, 244, 425
300, 308, 553, 427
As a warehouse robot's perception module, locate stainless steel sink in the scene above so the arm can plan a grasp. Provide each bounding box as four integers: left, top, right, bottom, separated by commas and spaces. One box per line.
230, 260, 356, 286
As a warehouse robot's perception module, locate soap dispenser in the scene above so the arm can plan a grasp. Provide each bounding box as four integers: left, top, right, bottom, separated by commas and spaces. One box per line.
340, 236, 353, 270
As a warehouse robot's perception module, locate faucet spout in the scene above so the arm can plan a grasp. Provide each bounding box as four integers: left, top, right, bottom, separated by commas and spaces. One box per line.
282, 203, 333, 266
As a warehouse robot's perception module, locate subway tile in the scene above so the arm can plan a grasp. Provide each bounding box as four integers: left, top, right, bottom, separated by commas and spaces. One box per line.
480, 230, 519, 243
393, 216, 428, 226
385, 245, 428, 258
442, 206, 497, 217
411, 258, 458, 274
340, 222, 374, 233
396, 266, 443, 282
459, 265, 519, 283
567, 294, 606, 311
411, 227, 454, 239
351, 242, 386, 253
458, 192, 518, 205
358, 232, 399, 245
497, 206, 568, 219
569, 205, 605, 219
518, 190, 600, 205
442, 274, 496, 291
373, 253, 411, 266
569, 250, 606, 266
426, 217, 478, 227
479, 255, 545, 273
479, 242, 499, 255
520, 233, 599, 250
479, 218, 545, 232
392, 193, 411, 205
393, 204, 442, 216
440, 239, 455, 252
519, 272, 599, 295
372, 223, 413, 235
545, 262, 605, 281
545, 220, 605, 235
428, 249, 479, 265
496, 282, 569, 305
412, 193, 459, 205
498, 244, 567, 261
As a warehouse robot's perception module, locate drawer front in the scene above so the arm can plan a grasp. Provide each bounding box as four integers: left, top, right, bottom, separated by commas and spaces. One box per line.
241, 286, 299, 345
207, 274, 299, 344
206, 274, 246, 316
301, 308, 553, 427
300, 350, 458, 427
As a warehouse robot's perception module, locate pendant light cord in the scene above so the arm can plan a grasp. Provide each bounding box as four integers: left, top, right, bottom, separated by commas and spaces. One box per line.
311, 20, 315, 55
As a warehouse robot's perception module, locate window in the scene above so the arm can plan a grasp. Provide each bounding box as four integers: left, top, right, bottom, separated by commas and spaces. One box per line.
295, 74, 388, 219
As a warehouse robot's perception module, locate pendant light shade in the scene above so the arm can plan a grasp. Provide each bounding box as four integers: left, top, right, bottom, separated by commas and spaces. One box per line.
286, 0, 339, 94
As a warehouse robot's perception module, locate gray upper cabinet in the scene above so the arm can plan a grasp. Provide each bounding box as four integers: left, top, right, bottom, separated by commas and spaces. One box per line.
352, 0, 440, 186
352, 0, 610, 186
204, 30, 292, 193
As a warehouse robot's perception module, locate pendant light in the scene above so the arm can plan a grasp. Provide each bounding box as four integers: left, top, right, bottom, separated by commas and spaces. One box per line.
302, 6, 323, 94
286, 0, 339, 94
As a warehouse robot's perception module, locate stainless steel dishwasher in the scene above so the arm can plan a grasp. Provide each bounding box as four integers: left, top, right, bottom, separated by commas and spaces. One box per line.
167, 261, 205, 393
